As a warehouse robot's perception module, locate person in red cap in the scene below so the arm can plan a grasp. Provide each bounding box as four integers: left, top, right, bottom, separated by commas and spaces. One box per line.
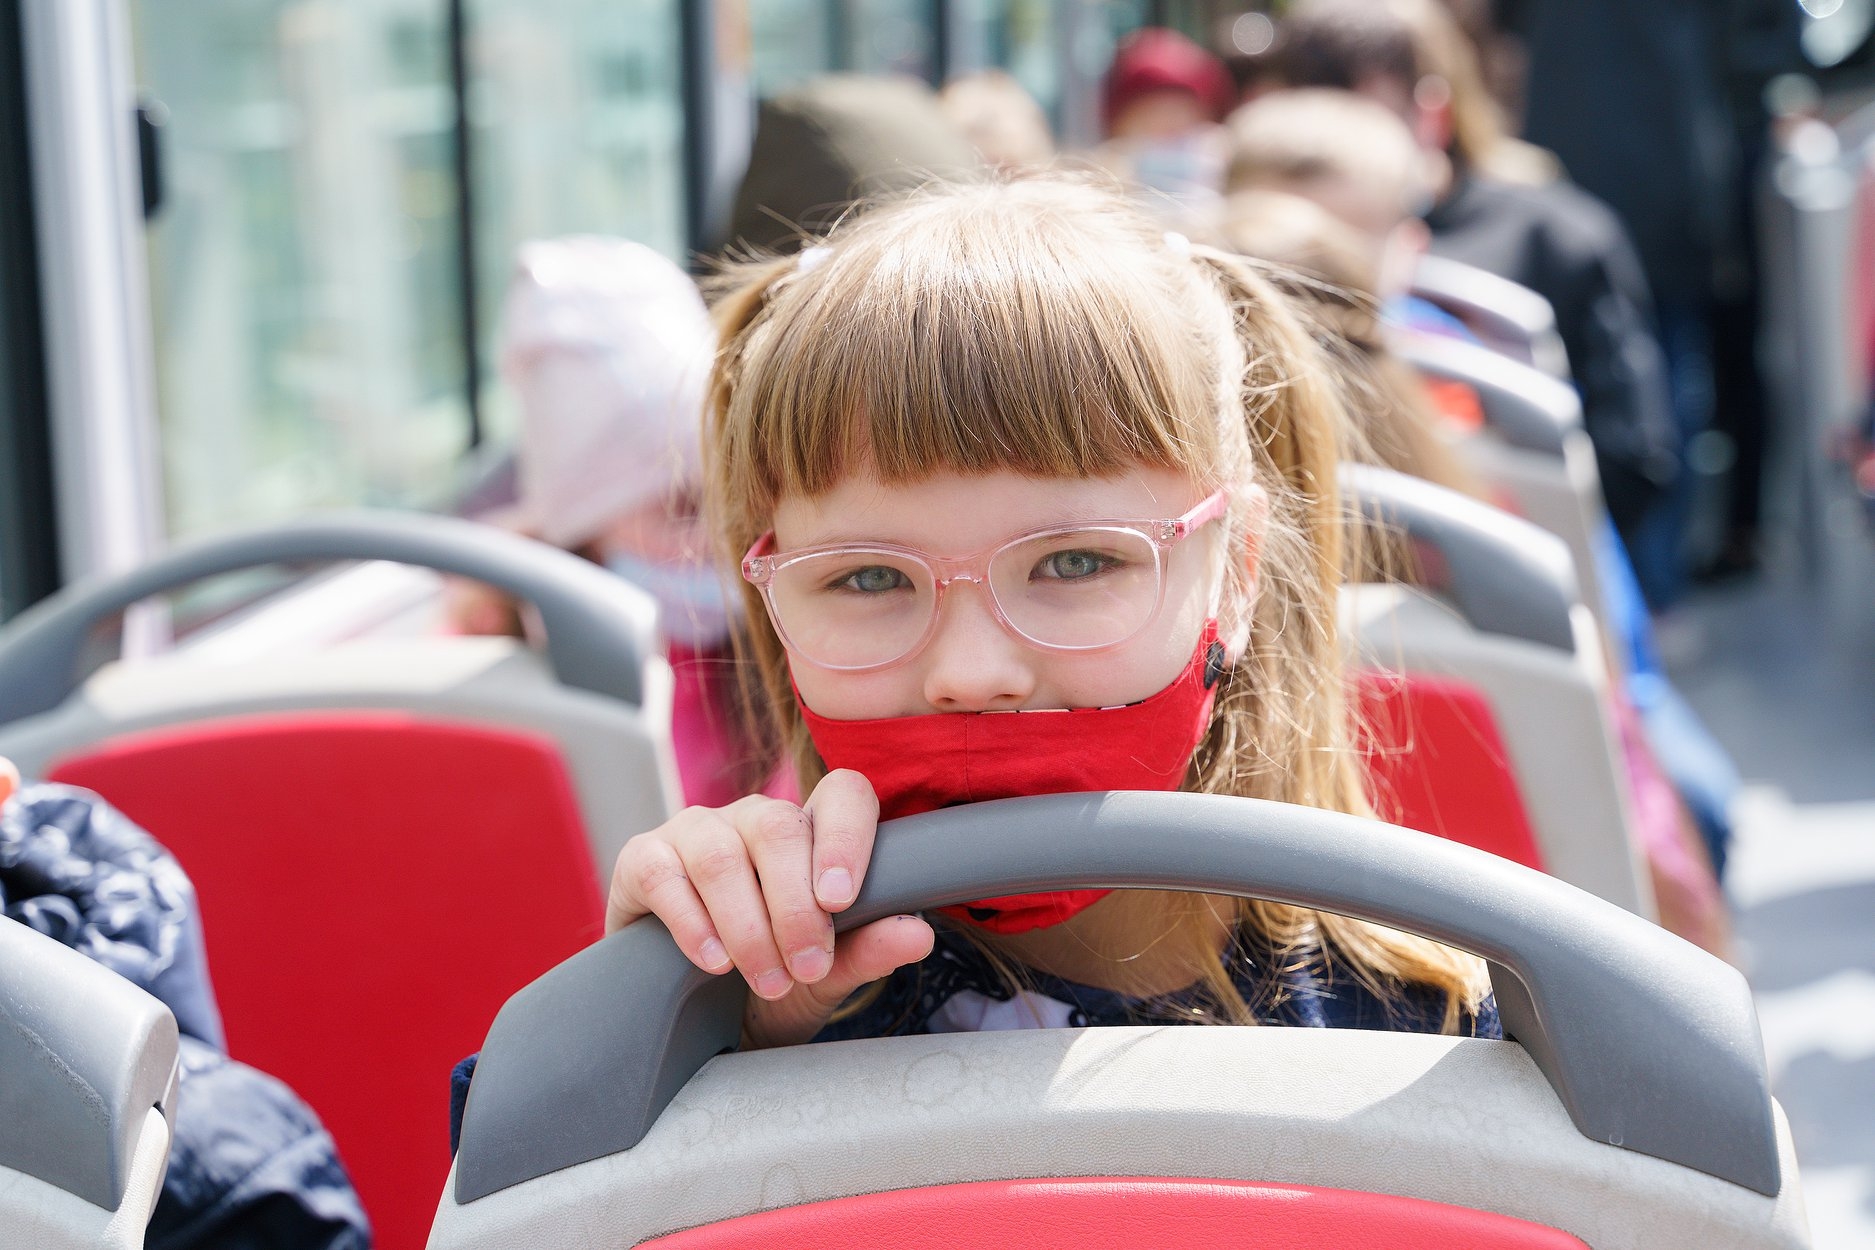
1097, 28, 1236, 225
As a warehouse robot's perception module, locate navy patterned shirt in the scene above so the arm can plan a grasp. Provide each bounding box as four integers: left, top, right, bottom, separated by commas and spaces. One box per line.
812, 920, 1501, 1040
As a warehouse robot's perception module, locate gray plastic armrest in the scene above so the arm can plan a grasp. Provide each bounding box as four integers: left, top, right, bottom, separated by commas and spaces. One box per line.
1340, 463, 1579, 652
0, 915, 179, 1209
1390, 328, 1583, 457
0, 510, 654, 728
455, 792, 1778, 1204
1409, 254, 1569, 378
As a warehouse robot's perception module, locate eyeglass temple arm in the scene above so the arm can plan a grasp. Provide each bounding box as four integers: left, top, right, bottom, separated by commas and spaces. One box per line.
1171, 488, 1234, 538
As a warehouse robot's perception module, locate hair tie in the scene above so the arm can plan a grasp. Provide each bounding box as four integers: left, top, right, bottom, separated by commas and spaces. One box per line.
1163, 231, 1192, 260
796, 244, 834, 274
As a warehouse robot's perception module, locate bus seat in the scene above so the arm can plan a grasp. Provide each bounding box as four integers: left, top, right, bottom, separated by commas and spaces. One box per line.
1355, 667, 1546, 871
431, 794, 1810, 1250
1342, 466, 1652, 916
0, 512, 681, 1250
1, 914, 180, 1250
1390, 328, 1618, 660
1409, 253, 1571, 380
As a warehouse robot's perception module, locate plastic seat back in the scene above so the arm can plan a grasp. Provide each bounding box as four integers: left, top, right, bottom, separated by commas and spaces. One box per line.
1, 915, 180, 1250
1390, 327, 1618, 655
1410, 253, 1571, 379
0, 512, 680, 1250
431, 794, 1808, 1250
1342, 466, 1651, 914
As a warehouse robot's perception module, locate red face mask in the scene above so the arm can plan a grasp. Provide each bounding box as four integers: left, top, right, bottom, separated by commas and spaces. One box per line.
798, 623, 1226, 933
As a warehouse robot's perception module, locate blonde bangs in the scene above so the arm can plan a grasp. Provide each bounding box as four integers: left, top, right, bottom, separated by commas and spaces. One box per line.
717, 181, 1228, 512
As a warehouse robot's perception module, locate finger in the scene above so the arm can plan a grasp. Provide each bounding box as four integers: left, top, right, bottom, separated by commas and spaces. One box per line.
803, 769, 880, 912
607, 835, 731, 974
683, 815, 794, 1001
743, 915, 935, 1049
0, 757, 17, 807
734, 797, 835, 987
606, 810, 719, 932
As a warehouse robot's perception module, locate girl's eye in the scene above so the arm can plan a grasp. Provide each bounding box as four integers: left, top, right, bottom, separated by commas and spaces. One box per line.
1033, 549, 1118, 582
829, 565, 911, 594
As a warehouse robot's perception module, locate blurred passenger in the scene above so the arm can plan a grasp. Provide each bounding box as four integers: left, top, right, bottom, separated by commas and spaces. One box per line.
1096, 27, 1236, 224
1218, 188, 1734, 952
939, 70, 1054, 171
1492, 3, 1798, 596
449, 237, 755, 808
1216, 188, 1481, 500
0, 769, 371, 1249
724, 75, 981, 255
1225, 88, 1436, 302
1280, 0, 1682, 555
1434, 0, 1531, 123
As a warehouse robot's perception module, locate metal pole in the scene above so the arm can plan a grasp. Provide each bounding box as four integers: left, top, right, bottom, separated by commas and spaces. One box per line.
446, 0, 483, 450
680, 1, 714, 259
0, 0, 60, 617
17, 0, 166, 608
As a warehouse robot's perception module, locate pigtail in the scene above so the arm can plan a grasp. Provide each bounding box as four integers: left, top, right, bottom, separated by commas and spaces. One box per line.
702, 254, 826, 794
1185, 244, 1491, 1030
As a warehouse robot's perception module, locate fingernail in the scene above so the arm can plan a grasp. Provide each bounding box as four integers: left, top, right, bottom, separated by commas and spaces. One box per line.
752, 968, 792, 1000
698, 937, 730, 972
817, 867, 854, 906
789, 945, 832, 982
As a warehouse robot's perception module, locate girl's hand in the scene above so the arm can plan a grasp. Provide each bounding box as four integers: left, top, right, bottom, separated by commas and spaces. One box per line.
606, 768, 934, 1048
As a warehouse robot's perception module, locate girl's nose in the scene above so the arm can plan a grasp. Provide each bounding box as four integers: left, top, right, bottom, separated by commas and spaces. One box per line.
919, 583, 1037, 712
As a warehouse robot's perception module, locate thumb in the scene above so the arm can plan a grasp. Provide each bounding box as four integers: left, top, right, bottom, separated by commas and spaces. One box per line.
742, 914, 934, 1049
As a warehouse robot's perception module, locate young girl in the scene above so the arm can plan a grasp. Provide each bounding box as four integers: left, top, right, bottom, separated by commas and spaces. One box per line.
602, 175, 1495, 1050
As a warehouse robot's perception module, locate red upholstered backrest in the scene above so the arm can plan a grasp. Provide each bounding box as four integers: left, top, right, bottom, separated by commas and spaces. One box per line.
48, 713, 606, 1250
1355, 669, 1547, 871
638, 1177, 1589, 1249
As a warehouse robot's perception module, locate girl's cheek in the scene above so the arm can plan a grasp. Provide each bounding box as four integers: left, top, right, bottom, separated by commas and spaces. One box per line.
789, 663, 917, 721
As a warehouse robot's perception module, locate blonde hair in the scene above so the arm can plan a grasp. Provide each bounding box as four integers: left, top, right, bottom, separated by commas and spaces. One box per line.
1381, 0, 1558, 185
1225, 88, 1429, 222
1218, 189, 1485, 502
938, 70, 1055, 171
705, 174, 1487, 1029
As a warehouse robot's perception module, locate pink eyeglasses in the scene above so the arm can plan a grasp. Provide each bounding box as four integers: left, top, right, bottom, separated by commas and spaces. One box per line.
741, 489, 1230, 672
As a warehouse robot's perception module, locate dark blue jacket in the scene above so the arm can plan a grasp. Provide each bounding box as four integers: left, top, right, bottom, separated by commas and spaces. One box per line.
0, 783, 371, 1250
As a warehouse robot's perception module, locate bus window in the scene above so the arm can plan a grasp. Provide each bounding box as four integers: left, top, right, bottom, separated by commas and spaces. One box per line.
749, 0, 838, 96
466, 0, 687, 445
131, 3, 470, 543
841, 0, 936, 82
948, 0, 1067, 129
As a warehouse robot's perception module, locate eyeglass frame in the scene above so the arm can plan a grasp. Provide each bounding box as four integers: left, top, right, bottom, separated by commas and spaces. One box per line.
740, 488, 1233, 673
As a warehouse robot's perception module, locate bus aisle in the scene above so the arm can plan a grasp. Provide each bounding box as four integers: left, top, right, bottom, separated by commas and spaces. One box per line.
1668, 489, 1875, 1250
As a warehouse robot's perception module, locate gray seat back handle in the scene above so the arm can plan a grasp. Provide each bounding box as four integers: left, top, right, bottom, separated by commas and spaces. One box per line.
455, 791, 1778, 1205
1408, 254, 1570, 379
1390, 327, 1583, 457
1341, 463, 1579, 652
0, 915, 180, 1210
0, 510, 653, 728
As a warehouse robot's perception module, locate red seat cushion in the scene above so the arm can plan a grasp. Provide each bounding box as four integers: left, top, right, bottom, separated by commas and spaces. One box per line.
1355, 669, 1547, 871
638, 1177, 1589, 1249
49, 712, 605, 1250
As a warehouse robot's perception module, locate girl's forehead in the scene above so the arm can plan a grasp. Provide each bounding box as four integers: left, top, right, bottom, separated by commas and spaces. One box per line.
772, 466, 1206, 552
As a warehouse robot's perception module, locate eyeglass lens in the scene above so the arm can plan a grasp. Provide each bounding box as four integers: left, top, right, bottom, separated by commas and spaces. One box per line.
765, 526, 1164, 669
